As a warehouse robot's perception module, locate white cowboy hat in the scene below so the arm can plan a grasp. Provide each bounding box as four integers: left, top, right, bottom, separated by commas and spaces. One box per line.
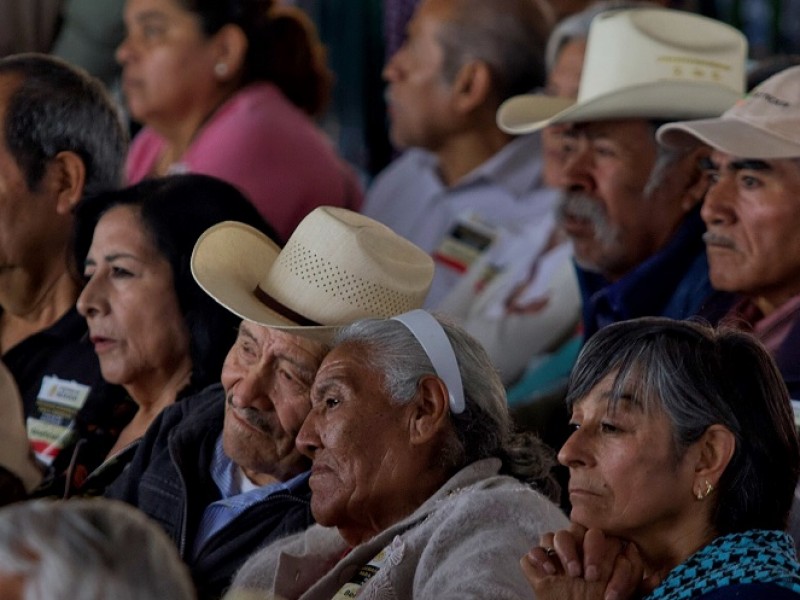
497, 7, 747, 134
658, 65, 800, 159
0, 361, 42, 493
191, 206, 435, 341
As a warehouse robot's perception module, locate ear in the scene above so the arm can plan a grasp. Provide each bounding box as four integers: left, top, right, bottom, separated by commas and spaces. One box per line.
408, 375, 450, 446
679, 146, 711, 212
692, 424, 736, 498
210, 24, 249, 82
451, 60, 492, 114
51, 151, 86, 215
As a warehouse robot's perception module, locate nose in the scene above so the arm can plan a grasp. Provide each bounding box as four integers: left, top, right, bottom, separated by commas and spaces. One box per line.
76, 275, 108, 319
559, 144, 596, 194
700, 175, 736, 228
295, 408, 321, 459
116, 32, 134, 66
382, 46, 405, 83
557, 427, 590, 468
228, 367, 276, 412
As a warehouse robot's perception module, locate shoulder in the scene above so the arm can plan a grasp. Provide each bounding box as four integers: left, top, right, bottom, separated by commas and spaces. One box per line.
433, 475, 568, 533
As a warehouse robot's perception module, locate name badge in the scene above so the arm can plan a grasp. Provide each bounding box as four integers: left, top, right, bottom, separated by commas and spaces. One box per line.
27, 376, 91, 465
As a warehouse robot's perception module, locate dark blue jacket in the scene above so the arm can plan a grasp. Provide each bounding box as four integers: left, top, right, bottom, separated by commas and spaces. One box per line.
577, 209, 729, 339
105, 383, 314, 599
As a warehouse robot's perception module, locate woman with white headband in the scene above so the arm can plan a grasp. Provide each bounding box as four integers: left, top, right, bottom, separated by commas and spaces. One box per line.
226, 310, 568, 599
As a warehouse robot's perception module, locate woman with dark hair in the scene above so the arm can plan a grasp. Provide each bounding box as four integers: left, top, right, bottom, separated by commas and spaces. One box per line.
118, 0, 362, 242
523, 317, 800, 599
39, 173, 276, 498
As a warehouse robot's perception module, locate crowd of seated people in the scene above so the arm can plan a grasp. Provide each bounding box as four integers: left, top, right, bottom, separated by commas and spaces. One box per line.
0, 2, 798, 599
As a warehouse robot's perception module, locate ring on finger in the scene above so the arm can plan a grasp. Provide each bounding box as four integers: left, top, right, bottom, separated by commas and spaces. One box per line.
544, 546, 557, 558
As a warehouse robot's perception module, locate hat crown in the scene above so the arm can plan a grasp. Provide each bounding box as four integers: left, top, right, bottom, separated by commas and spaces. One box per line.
497, 7, 748, 134
725, 65, 800, 140
265, 207, 433, 323
578, 8, 745, 106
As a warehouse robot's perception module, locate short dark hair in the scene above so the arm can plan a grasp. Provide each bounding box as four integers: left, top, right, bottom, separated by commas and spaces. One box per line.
436, 0, 553, 106
567, 316, 800, 533
0, 53, 127, 197
177, 0, 332, 116
73, 174, 279, 393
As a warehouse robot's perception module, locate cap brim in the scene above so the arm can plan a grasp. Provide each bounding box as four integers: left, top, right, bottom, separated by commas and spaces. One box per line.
658, 118, 800, 159
498, 81, 742, 134
190, 222, 339, 344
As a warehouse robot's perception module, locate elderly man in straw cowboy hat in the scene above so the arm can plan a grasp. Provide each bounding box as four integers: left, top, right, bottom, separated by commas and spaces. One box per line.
497, 7, 746, 343
105, 206, 434, 600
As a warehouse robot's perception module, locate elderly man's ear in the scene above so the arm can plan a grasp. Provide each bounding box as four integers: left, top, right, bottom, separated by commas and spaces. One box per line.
50, 150, 87, 215
408, 375, 452, 445
681, 147, 713, 212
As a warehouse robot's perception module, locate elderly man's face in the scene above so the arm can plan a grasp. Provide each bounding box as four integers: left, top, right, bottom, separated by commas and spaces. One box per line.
297, 341, 420, 545
220, 322, 327, 485
382, 0, 458, 151
0, 75, 74, 313
701, 151, 800, 310
555, 120, 686, 281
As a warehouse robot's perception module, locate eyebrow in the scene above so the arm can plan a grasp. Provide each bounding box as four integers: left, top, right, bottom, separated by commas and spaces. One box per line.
701, 156, 772, 172
83, 253, 142, 267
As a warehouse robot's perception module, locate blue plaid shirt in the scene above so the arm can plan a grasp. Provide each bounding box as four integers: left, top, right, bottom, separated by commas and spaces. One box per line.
192, 435, 310, 558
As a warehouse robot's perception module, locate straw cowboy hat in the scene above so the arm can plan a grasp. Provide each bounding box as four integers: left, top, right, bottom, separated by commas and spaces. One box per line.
191, 206, 435, 341
658, 65, 800, 159
497, 7, 747, 134
0, 360, 42, 493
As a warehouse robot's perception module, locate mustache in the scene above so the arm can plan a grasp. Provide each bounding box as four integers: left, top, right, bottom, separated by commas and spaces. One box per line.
702, 231, 737, 249
226, 392, 273, 434
557, 191, 617, 246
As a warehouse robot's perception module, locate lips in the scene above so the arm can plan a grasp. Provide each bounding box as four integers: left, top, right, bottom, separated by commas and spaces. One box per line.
560, 214, 595, 239
702, 231, 736, 250
89, 335, 117, 353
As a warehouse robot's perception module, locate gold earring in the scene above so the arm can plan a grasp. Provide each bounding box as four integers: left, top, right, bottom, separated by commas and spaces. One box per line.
704, 479, 714, 497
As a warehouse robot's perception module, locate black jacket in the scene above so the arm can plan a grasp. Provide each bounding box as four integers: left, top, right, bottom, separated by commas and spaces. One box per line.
105, 383, 314, 599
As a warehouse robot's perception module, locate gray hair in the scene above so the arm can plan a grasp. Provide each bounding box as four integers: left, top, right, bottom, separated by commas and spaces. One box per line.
0, 498, 196, 600
334, 314, 559, 499
436, 0, 554, 105
567, 317, 800, 533
0, 53, 127, 197
545, 1, 659, 70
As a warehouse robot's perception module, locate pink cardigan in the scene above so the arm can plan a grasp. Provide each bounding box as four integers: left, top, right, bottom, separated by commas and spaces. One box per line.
126, 82, 362, 241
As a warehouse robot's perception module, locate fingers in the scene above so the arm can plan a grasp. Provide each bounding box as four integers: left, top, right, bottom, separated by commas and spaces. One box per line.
603, 543, 643, 600
553, 529, 584, 577
583, 529, 623, 582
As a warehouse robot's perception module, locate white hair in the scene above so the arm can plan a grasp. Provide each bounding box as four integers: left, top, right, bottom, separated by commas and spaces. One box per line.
0, 498, 196, 600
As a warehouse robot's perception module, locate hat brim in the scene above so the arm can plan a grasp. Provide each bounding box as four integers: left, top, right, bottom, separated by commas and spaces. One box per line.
190, 222, 340, 344
498, 81, 742, 134
657, 118, 800, 159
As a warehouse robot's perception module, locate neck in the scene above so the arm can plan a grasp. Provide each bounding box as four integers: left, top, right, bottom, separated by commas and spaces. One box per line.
338, 467, 449, 547
149, 86, 237, 174
0, 269, 80, 353
123, 359, 192, 421
634, 523, 717, 591
434, 127, 513, 187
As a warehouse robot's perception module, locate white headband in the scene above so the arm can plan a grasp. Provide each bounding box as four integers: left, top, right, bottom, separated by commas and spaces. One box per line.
391, 310, 465, 414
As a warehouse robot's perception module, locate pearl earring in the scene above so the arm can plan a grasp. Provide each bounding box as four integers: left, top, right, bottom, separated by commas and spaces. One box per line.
214, 63, 229, 77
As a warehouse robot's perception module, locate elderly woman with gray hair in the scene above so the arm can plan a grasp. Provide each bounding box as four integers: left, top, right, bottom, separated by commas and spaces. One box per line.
226, 310, 568, 599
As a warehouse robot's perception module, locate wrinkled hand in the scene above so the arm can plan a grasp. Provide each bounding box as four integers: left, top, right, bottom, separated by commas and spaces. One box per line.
520, 526, 644, 600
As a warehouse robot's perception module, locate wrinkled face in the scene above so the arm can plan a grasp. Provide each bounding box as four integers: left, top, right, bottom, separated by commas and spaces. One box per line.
542, 38, 586, 188
701, 151, 800, 309
221, 322, 326, 484
382, 0, 458, 150
0, 75, 72, 310
77, 205, 191, 392
556, 120, 665, 280
296, 342, 417, 542
117, 0, 220, 125
559, 374, 697, 545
